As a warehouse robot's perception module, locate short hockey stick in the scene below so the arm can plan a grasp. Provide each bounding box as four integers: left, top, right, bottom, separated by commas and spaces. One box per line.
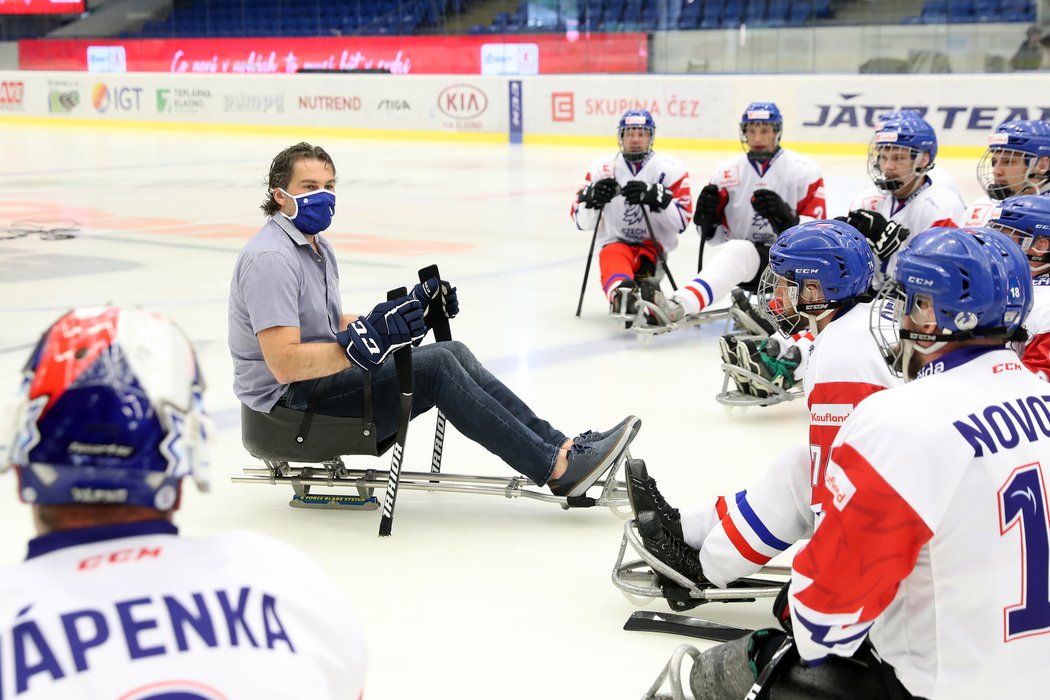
378, 286, 413, 537
640, 206, 677, 291
575, 204, 606, 317
418, 264, 450, 484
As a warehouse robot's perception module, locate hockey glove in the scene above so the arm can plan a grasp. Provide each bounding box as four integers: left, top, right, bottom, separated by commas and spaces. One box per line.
412, 277, 460, 320
751, 189, 799, 235
693, 184, 722, 240
772, 579, 793, 635
846, 209, 910, 259
622, 181, 674, 211
577, 178, 620, 209
336, 296, 426, 372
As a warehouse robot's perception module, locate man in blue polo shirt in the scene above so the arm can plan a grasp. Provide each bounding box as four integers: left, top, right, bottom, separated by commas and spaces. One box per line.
229, 142, 639, 497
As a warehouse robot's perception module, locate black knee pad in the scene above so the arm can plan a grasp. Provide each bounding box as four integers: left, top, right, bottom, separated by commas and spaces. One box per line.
738, 243, 771, 294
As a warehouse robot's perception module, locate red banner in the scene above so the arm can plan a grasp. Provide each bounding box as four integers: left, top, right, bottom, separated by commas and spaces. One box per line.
18, 34, 647, 74
0, 0, 83, 14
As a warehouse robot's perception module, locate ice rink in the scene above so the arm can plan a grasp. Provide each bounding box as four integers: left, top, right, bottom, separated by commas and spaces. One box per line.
0, 122, 985, 699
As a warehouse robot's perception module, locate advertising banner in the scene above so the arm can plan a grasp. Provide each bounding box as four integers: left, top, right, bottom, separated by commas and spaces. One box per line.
0, 0, 83, 14
18, 34, 647, 75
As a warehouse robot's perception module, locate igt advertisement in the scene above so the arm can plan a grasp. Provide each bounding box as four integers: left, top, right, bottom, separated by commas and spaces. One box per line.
0, 0, 83, 14
18, 34, 647, 74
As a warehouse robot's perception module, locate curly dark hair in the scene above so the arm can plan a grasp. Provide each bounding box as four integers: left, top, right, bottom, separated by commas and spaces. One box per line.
261, 142, 336, 216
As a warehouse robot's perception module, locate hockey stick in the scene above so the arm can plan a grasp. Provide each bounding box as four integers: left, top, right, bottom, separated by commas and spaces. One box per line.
418, 264, 450, 484
640, 206, 677, 291
624, 611, 753, 642
575, 204, 606, 317
697, 229, 707, 274
378, 286, 413, 537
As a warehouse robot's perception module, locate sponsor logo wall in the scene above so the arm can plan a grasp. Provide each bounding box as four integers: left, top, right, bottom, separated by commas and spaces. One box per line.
2, 70, 1046, 150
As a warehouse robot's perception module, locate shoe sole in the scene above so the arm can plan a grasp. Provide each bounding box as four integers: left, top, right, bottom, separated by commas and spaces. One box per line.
564, 422, 638, 498
719, 336, 750, 394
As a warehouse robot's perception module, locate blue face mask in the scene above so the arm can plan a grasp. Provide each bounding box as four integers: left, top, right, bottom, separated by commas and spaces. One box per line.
279, 188, 336, 235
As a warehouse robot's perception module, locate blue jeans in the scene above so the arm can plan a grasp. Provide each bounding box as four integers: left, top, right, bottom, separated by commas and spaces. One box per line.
278, 341, 566, 484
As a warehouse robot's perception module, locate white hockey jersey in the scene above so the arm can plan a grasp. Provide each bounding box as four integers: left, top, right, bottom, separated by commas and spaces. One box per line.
790, 347, 1050, 698
571, 152, 691, 253
1021, 278, 1050, 380
0, 522, 367, 699
690, 303, 899, 587
706, 148, 825, 246
962, 194, 996, 227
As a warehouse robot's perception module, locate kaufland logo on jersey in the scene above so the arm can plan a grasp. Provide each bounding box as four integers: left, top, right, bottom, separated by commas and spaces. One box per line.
803, 93, 1050, 131
810, 403, 852, 425
825, 462, 857, 511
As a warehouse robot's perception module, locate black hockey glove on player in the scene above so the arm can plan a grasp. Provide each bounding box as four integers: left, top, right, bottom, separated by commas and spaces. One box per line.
336, 296, 426, 372
577, 178, 620, 209
622, 181, 674, 211
751, 189, 799, 235
693, 183, 722, 240
772, 579, 793, 635
845, 209, 910, 259
411, 277, 460, 320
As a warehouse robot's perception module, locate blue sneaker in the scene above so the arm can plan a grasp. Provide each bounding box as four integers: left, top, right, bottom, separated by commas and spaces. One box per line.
549, 421, 639, 497
574, 415, 641, 444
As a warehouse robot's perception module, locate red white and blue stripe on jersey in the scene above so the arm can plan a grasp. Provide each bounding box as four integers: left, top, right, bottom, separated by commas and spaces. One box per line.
715, 489, 794, 565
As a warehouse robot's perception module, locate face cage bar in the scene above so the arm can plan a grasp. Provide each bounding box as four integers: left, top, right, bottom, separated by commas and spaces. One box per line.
976, 147, 1048, 201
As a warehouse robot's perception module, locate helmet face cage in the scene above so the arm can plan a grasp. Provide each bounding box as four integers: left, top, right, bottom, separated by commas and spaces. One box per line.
869, 282, 907, 378
867, 112, 937, 193
739, 102, 783, 161
618, 110, 655, 164
757, 268, 832, 335
0, 307, 211, 509
988, 196, 1050, 273
977, 147, 1045, 201
867, 141, 930, 193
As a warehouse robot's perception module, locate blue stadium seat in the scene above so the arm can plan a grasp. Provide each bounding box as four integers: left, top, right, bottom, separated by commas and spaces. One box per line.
678, 0, 703, 28
744, 0, 767, 23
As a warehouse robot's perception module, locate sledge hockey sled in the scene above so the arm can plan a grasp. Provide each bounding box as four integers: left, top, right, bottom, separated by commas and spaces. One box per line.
611, 518, 786, 612
232, 269, 632, 535
714, 334, 805, 409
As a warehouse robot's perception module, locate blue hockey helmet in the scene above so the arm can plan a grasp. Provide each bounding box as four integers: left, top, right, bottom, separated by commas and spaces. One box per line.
867, 110, 938, 193
618, 109, 655, 164
976, 120, 1050, 200
870, 227, 1031, 380
739, 101, 783, 161
758, 220, 876, 334
0, 307, 211, 509
988, 194, 1050, 275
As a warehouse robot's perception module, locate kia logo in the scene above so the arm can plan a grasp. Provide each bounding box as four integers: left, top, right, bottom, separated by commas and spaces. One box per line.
438, 84, 488, 119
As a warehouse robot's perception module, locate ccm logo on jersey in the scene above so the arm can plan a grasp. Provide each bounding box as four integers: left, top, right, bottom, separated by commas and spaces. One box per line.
824, 462, 857, 511
78, 546, 163, 570
993, 362, 1024, 374
810, 404, 852, 425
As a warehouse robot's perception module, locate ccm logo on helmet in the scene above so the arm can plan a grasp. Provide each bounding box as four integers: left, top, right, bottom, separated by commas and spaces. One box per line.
906, 275, 934, 287
796, 268, 820, 274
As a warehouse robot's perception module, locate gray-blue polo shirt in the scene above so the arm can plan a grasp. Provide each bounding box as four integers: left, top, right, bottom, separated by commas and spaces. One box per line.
228, 215, 342, 412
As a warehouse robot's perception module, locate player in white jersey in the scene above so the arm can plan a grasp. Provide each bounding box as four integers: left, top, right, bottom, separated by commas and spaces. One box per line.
963, 119, 1050, 227
846, 110, 965, 285
571, 109, 692, 314
648, 102, 826, 327
620, 221, 896, 596
0, 307, 367, 699
987, 194, 1050, 379
643, 227, 1040, 698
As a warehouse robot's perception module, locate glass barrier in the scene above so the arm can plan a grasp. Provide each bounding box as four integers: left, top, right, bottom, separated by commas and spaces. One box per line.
1, 0, 1046, 74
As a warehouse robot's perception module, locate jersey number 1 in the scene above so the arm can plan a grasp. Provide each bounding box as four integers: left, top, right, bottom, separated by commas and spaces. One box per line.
999, 462, 1050, 641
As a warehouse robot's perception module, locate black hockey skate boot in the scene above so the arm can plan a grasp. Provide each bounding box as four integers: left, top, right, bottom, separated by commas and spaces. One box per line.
735, 338, 801, 399
718, 334, 752, 395
636, 511, 706, 584
610, 279, 640, 317
730, 288, 776, 336
625, 459, 683, 540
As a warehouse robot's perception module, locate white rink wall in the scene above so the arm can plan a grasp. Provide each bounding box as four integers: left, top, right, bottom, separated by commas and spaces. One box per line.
1, 70, 1048, 153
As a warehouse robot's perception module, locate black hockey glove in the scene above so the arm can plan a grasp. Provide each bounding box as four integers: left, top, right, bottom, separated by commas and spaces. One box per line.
772, 579, 793, 635
622, 181, 674, 211
411, 277, 459, 320
577, 178, 620, 209
693, 183, 722, 240
751, 189, 799, 235
336, 296, 426, 372
846, 209, 910, 259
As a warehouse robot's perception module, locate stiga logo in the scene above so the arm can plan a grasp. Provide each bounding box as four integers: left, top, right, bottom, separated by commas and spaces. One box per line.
378, 99, 411, 111
0, 81, 25, 110
92, 83, 143, 113
810, 403, 852, 425
438, 84, 487, 119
